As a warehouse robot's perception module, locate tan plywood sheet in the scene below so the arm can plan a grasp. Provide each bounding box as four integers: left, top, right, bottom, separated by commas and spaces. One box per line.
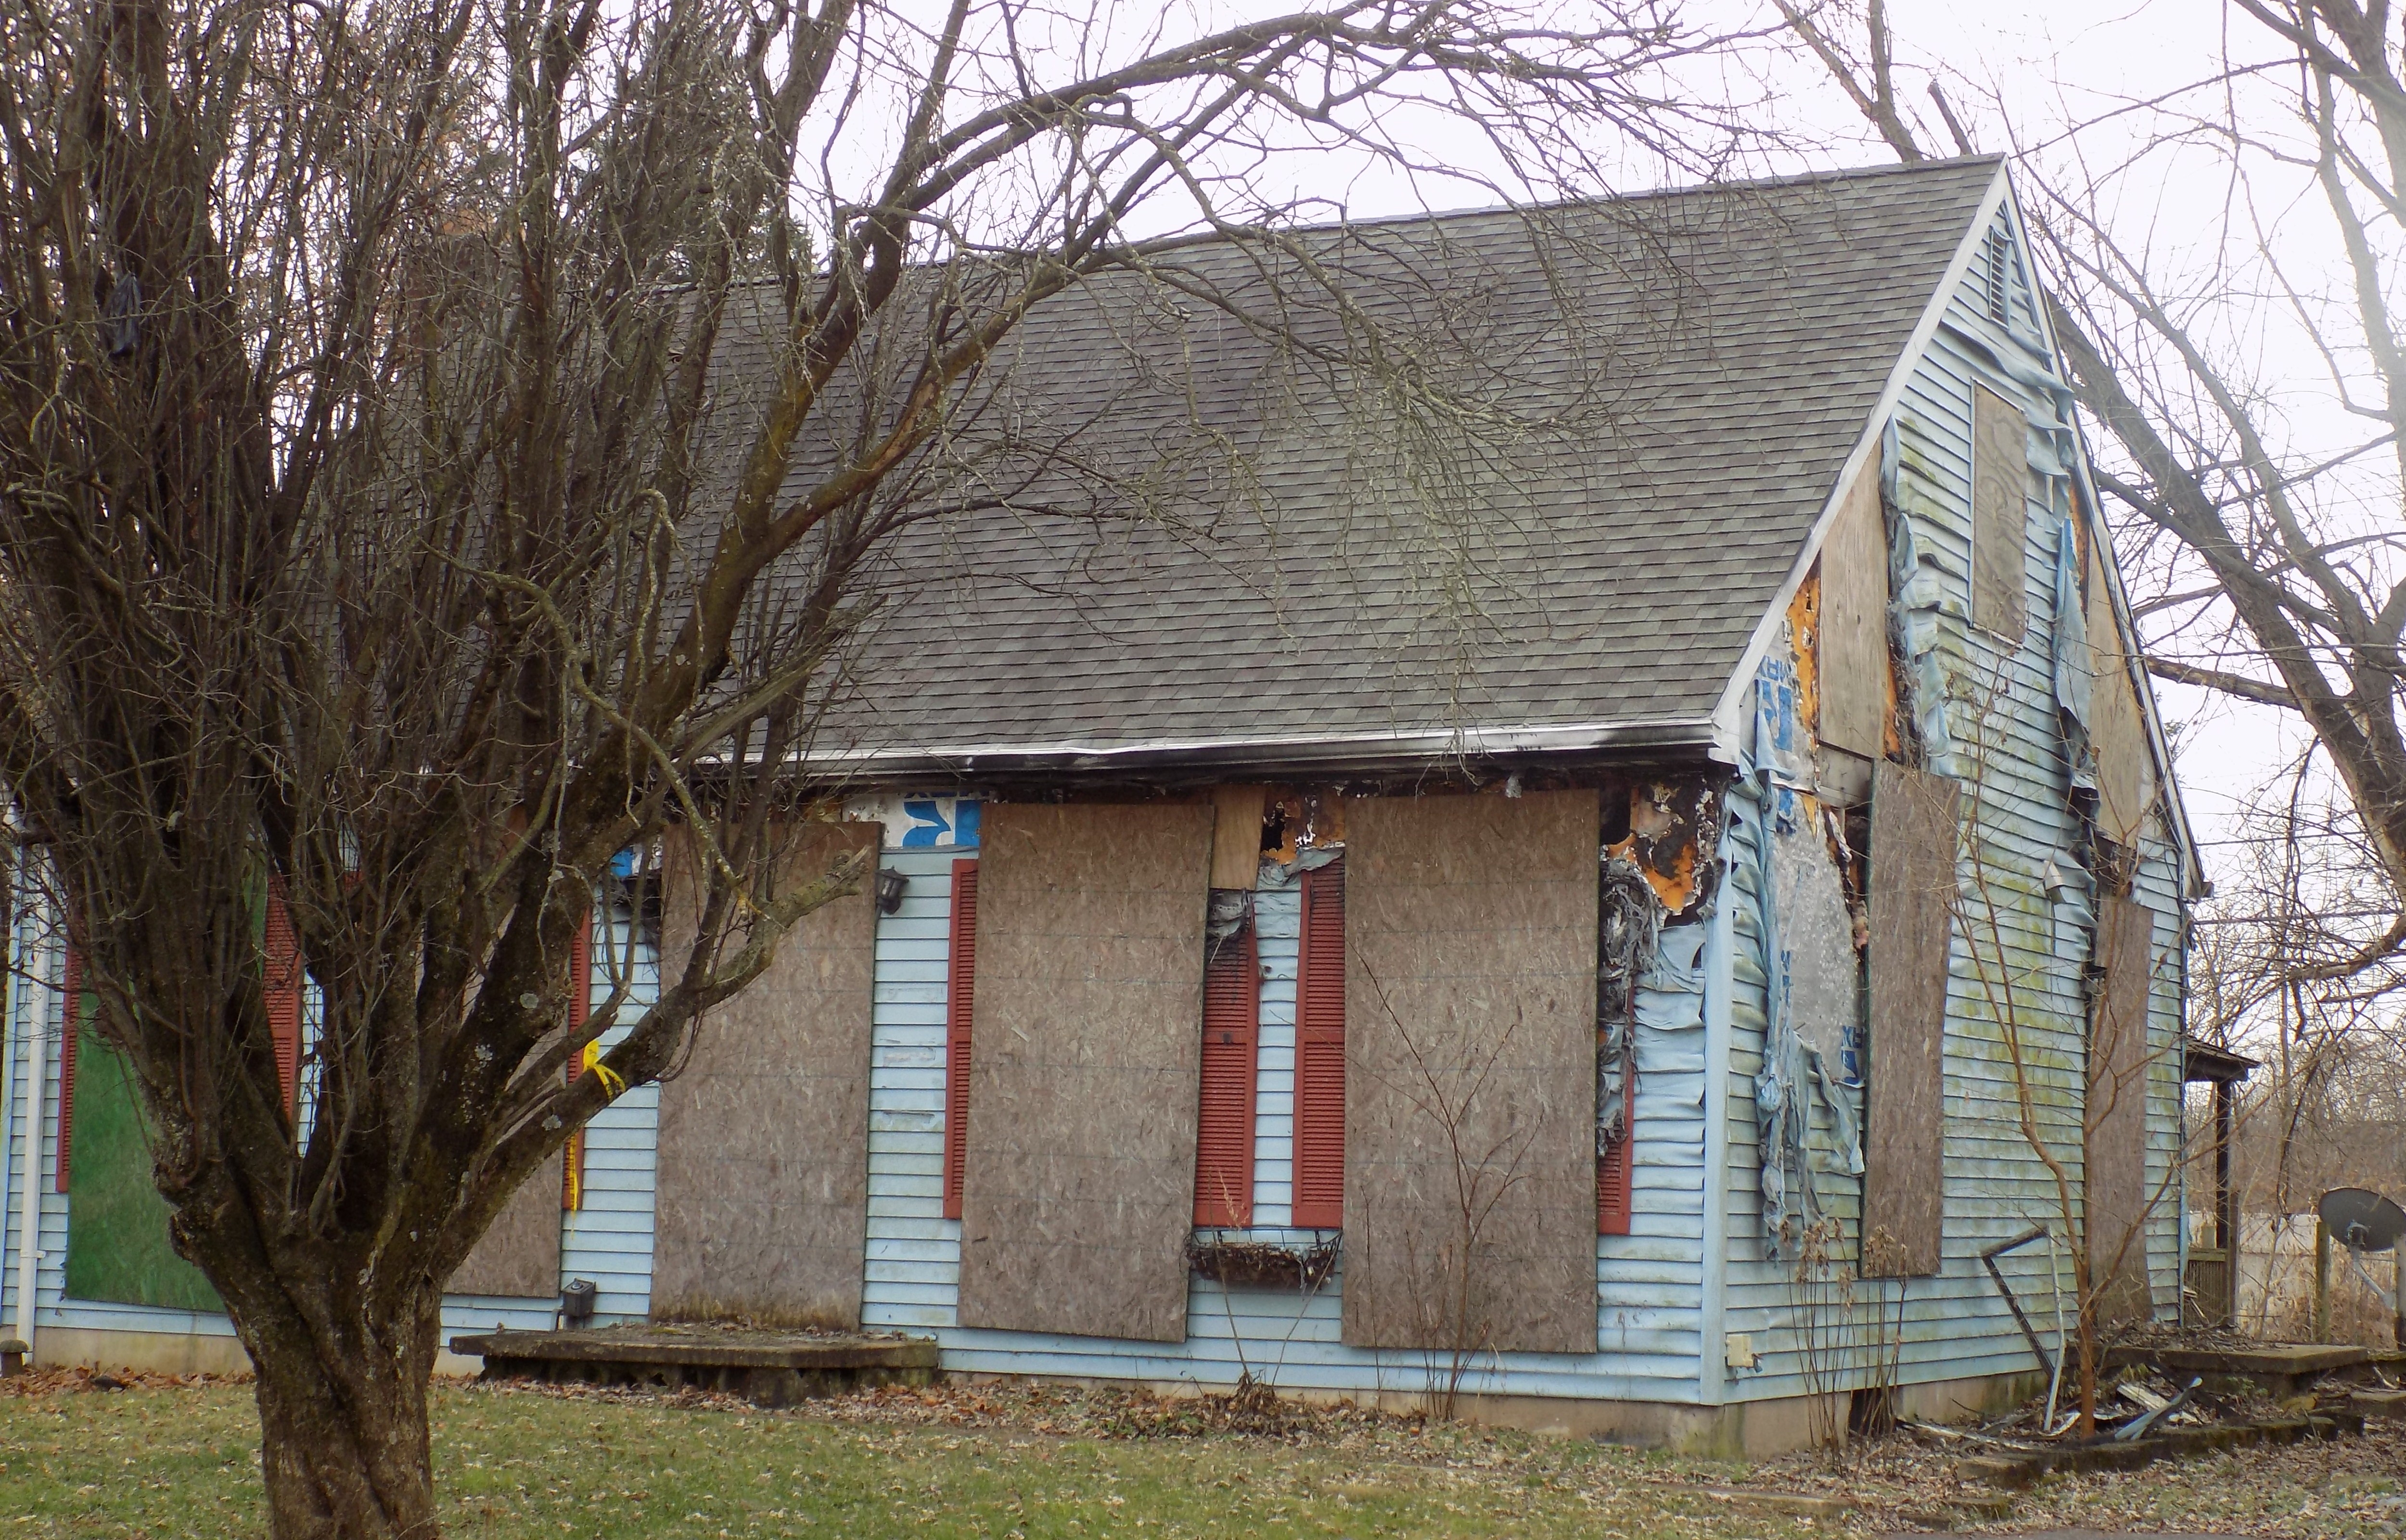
1818, 468, 1891, 759
1971, 384, 2029, 642
652, 821, 880, 1326
1209, 786, 1269, 890
450, 1149, 564, 1300
955, 803, 1215, 1343
1862, 763, 1959, 1277
2087, 896, 2157, 1323
2085, 546, 2157, 844
1341, 790, 1600, 1355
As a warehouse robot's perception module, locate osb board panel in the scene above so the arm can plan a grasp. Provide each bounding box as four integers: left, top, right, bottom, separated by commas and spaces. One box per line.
955, 803, 1215, 1344
1209, 786, 1268, 890
1863, 762, 1958, 1278
1971, 384, 2029, 642
1818, 467, 1890, 759
2086, 546, 2156, 844
2087, 896, 2157, 1323
653, 820, 881, 1327
1342, 790, 1600, 1355
450, 1149, 564, 1300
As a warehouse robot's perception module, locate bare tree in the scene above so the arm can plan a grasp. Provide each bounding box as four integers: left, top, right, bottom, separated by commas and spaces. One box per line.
0, 1, 1766, 1533
1779, 0, 2406, 978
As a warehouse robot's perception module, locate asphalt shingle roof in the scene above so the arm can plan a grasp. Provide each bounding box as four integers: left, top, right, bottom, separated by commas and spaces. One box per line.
746, 157, 2000, 774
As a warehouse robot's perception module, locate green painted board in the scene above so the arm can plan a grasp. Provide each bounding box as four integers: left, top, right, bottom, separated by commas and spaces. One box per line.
65, 1015, 221, 1313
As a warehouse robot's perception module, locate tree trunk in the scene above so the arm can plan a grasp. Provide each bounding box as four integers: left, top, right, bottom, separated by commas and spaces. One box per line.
244, 1295, 443, 1540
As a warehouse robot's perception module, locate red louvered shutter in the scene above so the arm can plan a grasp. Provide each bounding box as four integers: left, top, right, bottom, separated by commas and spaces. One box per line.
55, 938, 82, 1193
1193, 911, 1259, 1227
264, 880, 302, 1113
1291, 863, 1345, 1229
941, 859, 979, 1221
563, 909, 594, 1210
1598, 1072, 1634, 1235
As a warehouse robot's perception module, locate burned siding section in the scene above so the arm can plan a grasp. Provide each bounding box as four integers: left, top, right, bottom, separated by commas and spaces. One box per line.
1718, 196, 2188, 1407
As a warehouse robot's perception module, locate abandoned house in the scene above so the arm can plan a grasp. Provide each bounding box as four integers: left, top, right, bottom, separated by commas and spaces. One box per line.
0, 156, 2201, 1451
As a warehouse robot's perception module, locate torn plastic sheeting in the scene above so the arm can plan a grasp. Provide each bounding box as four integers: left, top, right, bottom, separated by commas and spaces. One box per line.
2051, 514, 2097, 797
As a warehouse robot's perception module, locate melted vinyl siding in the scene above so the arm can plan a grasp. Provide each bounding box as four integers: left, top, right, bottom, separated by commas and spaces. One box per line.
1720, 206, 2182, 1404
865, 841, 1711, 1402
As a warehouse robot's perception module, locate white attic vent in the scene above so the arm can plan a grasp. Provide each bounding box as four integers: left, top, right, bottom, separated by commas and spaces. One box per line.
1982, 226, 2013, 326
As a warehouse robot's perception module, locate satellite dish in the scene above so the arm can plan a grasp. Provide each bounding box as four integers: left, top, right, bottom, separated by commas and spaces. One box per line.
2317, 1188, 2406, 1253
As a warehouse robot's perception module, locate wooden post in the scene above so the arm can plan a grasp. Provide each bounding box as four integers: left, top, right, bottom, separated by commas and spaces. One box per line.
2314, 1219, 2331, 1342
2214, 1082, 2236, 1326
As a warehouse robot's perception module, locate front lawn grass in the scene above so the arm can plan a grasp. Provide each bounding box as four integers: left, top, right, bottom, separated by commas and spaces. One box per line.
0, 1379, 1790, 1539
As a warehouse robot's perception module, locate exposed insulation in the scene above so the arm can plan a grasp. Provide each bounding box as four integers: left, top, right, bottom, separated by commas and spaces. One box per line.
1861, 762, 1958, 1278
653, 820, 881, 1326
1341, 790, 1601, 1355
2087, 896, 2157, 1322
1818, 467, 1890, 758
1971, 383, 2029, 641
955, 802, 1215, 1344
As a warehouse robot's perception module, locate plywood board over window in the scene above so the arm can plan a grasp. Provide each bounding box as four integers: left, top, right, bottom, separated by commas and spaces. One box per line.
451, 1145, 566, 1300
2088, 896, 2158, 1324
1971, 383, 2030, 642
653, 820, 881, 1327
956, 802, 1215, 1344
1342, 790, 1600, 1356
1861, 763, 1959, 1278
2085, 545, 2158, 846
1818, 466, 1891, 760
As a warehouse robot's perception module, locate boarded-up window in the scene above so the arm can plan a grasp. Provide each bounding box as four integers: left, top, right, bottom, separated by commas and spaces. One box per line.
1971, 383, 2029, 642
1818, 468, 1890, 759
1862, 762, 1958, 1278
1193, 904, 1259, 1227
955, 803, 1214, 1344
1342, 791, 1600, 1356
651, 820, 881, 1327
2087, 896, 2157, 1323
450, 1151, 565, 1300
941, 858, 978, 1221
1291, 863, 1346, 1230
53, 924, 222, 1310
2085, 545, 2157, 845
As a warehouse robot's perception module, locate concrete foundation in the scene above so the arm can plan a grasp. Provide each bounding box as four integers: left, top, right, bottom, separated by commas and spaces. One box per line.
30, 1325, 482, 1380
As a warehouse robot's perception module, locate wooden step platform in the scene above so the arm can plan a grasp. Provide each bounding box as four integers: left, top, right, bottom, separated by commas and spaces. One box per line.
2103, 1343, 2369, 1398
449, 1324, 940, 1407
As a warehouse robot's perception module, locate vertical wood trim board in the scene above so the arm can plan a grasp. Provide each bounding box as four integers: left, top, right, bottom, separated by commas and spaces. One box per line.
2087, 896, 2156, 1322
955, 802, 1214, 1344
1342, 790, 1601, 1355
1971, 383, 2029, 642
1818, 468, 1891, 758
941, 859, 980, 1221
651, 820, 881, 1327
1291, 863, 1346, 1230
1862, 761, 1958, 1278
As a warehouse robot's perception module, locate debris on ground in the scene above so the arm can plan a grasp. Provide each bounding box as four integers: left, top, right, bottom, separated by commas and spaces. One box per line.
0, 1363, 248, 1399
